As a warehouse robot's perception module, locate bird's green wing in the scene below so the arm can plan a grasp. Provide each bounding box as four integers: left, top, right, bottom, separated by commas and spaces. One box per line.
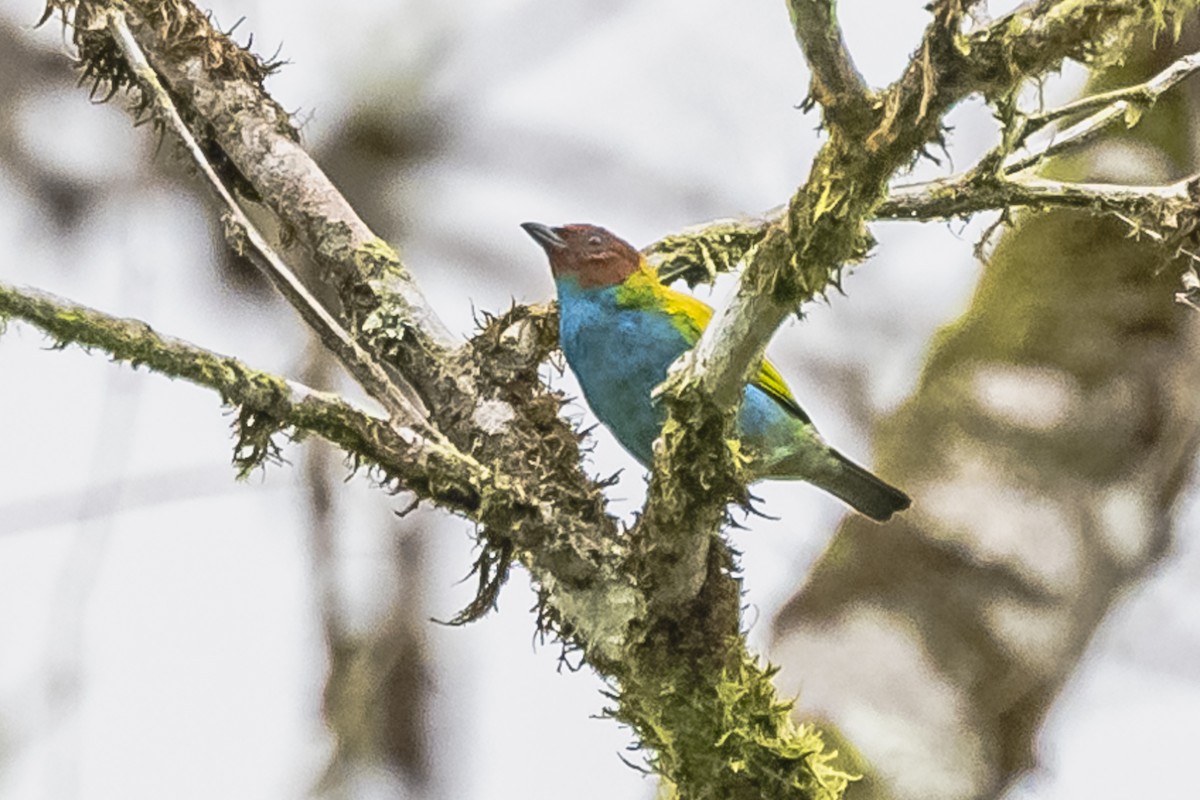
616, 267, 812, 424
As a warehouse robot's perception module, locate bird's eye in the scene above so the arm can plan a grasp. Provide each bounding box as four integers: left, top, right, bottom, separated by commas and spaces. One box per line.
587, 235, 602, 247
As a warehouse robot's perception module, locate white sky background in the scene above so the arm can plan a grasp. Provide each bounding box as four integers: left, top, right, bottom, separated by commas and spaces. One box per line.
0, 1, 1198, 798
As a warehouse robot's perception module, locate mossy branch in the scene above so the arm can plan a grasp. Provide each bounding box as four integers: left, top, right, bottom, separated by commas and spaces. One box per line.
0, 280, 487, 509
639, 0, 1200, 619
788, 0, 874, 134
42, 0, 640, 661
647, 45, 1200, 286
106, 8, 432, 436
651, 0, 1200, 407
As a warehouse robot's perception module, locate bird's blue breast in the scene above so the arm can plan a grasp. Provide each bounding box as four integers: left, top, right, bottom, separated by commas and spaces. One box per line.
556, 277, 799, 469
557, 279, 687, 465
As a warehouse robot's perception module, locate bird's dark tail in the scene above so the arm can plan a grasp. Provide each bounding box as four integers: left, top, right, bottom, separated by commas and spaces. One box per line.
811, 450, 911, 523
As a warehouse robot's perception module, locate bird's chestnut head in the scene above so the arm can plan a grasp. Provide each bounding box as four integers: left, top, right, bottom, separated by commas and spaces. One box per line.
521, 222, 642, 288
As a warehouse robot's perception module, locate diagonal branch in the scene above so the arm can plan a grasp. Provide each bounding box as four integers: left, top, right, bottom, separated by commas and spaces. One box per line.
70, 0, 458, 407
650, 4, 1200, 284
647, 47, 1200, 282
788, 0, 875, 133
106, 8, 429, 432
956, 0, 1183, 98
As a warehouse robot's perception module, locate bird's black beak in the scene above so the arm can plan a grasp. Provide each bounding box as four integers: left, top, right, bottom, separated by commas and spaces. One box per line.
521, 221, 566, 252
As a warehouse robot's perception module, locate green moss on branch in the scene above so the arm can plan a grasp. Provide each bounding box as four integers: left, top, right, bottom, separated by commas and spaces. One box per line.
0, 280, 487, 513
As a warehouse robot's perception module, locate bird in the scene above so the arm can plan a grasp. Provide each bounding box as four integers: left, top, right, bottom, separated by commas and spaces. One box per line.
521, 221, 911, 522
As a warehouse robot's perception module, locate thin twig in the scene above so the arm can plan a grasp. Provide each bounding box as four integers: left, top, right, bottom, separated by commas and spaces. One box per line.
106, 10, 431, 434
879, 172, 1200, 221
1005, 51, 1200, 174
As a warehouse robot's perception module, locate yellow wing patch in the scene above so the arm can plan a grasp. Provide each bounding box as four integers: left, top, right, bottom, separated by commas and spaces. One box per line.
754, 359, 810, 424
616, 266, 811, 424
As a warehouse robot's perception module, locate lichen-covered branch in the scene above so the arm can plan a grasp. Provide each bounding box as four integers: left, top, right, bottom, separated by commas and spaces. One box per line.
787, 0, 874, 133
880, 172, 1200, 230
639, 0, 1200, 611
0, 280, 487, 511
648, 45, 1200, 282
957, 1, 1187, 101
653, 0, 1200, 391
44, 0, 647, 659
0, 276, 652, 668
646, 213, 779, 288
52, 0, 457, 405
106, 8, 429, 431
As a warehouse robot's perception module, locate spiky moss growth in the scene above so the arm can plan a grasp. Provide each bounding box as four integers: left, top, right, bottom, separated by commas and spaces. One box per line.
42, 0, 293, 198
648, 219, 773, 289
341, 236, 462, 404
467, 301, 606, 539
960, 1, 1197, 103
453, 302, 638, 647
636, 382, 750, 615
618, 393, 854, 798
0, 282, 490, 514
773, 158, 877, 307
615, 640, 853, 800
0, 282, 294, 478
42, 0, 285, 93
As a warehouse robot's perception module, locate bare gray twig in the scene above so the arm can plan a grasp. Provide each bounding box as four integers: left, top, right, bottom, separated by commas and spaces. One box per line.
1005, 51, 1200, 174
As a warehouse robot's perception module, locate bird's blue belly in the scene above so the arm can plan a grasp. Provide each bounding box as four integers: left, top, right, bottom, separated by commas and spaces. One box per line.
558, 285, 795, 468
